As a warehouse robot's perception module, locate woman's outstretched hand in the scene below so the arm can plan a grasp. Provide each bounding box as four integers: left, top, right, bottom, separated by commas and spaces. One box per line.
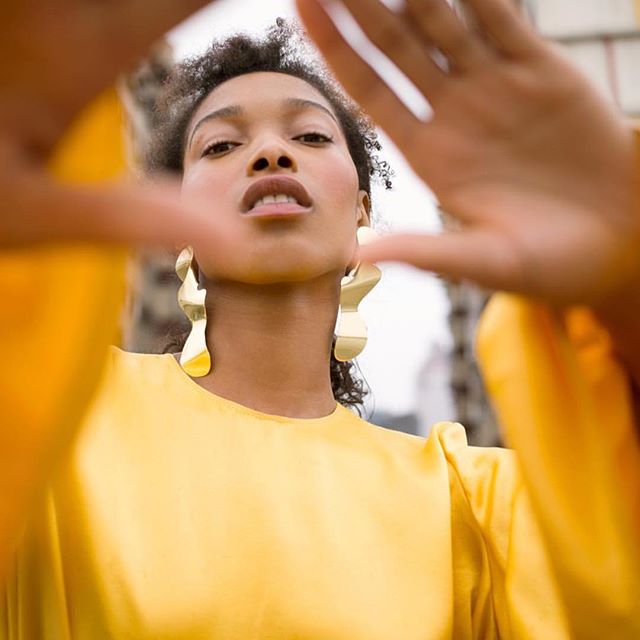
0, 0, 233, 250
297, 0, 640, 309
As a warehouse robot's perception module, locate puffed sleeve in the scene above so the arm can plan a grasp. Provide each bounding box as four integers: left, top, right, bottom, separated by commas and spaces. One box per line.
0, 90, 127, 582
476, 294, 640, 638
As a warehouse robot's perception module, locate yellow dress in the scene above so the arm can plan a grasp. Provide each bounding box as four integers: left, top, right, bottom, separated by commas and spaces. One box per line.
0, 97, 639, 639
1, 346, 571, 639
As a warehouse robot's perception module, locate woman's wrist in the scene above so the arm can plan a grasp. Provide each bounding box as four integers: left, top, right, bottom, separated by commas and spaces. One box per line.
593, 290, 640, 389
591, 122, 640, 387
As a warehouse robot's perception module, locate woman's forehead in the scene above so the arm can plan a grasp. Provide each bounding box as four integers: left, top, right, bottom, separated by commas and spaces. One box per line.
189, 71, 338, 126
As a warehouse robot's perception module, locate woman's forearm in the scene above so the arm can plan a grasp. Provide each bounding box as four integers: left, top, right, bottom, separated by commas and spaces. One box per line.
596, 124, 640, 399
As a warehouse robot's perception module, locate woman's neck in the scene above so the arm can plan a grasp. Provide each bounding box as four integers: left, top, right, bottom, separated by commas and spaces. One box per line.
194, 273, 342, 419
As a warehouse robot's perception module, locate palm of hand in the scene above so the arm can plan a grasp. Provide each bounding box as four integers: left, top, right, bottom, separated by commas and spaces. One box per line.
1, 0, 210, 153
0, 0, 236, 249
299, 0, 640, 305
418, 57, 637, 302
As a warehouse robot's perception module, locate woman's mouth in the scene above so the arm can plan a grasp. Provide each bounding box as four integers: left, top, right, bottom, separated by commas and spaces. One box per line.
241, 176, 313, 218
245, 193, 311, 218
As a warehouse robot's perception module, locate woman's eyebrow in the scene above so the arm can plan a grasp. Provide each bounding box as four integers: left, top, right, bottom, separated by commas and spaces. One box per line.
283, 98, 339, 125
187, 99, 338, 150
187, 105, 244, 149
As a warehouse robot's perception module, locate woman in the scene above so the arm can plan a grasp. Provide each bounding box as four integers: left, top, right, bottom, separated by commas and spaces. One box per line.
1, 1, 639, 638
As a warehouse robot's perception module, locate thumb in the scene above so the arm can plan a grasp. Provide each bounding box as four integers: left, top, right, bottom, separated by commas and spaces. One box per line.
1, 172, 237, 261
358, 231, 521, 291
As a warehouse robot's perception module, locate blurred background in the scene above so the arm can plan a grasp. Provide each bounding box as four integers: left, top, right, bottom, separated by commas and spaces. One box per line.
121, 0, 640, 444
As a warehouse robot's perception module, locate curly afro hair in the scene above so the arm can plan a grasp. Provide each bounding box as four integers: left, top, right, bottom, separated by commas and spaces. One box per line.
150, 20, 392, 412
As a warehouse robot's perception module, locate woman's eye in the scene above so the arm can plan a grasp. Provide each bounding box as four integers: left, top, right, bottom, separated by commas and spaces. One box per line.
295, 132, 333, 145
202, 141, 238, 157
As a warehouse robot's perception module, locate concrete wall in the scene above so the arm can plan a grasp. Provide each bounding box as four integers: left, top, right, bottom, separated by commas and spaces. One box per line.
532, 0, 640, 115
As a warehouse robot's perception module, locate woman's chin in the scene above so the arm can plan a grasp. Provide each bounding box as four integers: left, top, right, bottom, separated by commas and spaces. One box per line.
237, 264, 336, 285
197, 244, 352, 286
204, 260, 343, 286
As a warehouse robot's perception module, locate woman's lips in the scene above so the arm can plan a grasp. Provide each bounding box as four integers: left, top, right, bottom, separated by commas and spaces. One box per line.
241, 175, 313, 214
243, 201, 312, 219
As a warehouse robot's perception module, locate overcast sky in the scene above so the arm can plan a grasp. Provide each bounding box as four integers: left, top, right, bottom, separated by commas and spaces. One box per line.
169, 0, 451, 417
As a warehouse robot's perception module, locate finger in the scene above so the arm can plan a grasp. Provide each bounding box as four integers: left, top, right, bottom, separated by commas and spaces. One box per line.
297, 0, 422, 151
463, 0, 542, 58
325, 0, 446, 96
97, 0, 214, 61
5, 0, 215, 147
1, 173, 236, 259
358, 231, 524, 291
405, 0, 493, 71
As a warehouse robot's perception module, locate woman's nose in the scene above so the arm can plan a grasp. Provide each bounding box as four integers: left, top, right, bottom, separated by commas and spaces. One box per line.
247, 142, 297, 175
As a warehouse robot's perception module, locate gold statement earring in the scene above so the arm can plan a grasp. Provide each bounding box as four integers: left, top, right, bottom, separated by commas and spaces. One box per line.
175, 246, 211, 377
334, 226, 382, 362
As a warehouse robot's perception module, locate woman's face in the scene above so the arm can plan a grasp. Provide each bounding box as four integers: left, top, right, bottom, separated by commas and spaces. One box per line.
181, 71, 369, 284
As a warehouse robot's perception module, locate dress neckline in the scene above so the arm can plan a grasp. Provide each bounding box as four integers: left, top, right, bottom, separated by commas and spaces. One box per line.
160, 351, 344, 426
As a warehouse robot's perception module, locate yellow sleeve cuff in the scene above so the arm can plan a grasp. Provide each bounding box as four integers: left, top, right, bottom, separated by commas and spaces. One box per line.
476, 294, 640, 636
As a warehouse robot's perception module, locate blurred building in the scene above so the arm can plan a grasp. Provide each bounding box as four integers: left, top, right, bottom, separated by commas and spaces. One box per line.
119, 43, 190, 356
533, 0, 640, 115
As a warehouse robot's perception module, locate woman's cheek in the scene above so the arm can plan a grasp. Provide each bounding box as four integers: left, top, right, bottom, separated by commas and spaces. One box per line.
182, 164, 223, 195
320, 156, 359, 210
317, 173, 360, 266
182, 166, 237, 217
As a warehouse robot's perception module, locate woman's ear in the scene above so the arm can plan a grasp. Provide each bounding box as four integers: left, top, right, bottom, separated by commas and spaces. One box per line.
357, 190, 371, 227
346, 191, 372, 273
189, 251, 206, 287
